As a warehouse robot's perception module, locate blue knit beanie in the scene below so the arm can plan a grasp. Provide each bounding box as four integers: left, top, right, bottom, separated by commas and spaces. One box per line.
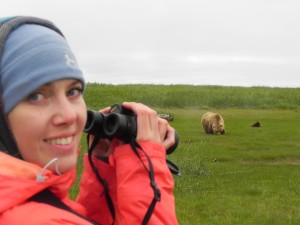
0, 24, 85, 113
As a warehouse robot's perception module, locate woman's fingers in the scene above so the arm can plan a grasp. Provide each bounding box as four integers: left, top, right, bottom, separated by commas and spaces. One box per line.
122, 102, 175, 150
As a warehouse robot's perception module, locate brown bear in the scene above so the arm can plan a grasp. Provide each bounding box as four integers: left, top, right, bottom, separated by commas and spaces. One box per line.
201, 112, 225, 134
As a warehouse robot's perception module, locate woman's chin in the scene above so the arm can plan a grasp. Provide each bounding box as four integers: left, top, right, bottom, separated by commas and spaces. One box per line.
50, 156, 77, 175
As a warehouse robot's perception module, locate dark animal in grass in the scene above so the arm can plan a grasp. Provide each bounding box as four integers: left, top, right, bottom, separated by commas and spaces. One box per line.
251, 121, 261, 127
201, 112, 225, 135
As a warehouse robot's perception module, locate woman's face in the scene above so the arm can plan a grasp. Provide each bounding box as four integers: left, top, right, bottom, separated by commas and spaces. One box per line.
8, 79, 87, 174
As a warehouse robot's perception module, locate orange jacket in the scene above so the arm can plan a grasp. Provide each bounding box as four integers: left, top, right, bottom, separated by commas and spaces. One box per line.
0, 141, 178, 225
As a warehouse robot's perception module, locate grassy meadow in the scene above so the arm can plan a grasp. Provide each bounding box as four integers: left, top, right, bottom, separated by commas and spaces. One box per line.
72, 84, 300, 225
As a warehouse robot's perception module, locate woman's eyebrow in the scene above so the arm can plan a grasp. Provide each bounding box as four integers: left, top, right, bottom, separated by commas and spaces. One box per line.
43, 79, 82, 88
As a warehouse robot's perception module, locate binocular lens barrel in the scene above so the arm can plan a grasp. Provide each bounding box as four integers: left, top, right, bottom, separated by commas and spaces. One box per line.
84, 110, 106, 135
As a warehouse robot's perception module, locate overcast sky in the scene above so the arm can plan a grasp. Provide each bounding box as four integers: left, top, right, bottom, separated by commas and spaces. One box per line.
2, 0, 300, 87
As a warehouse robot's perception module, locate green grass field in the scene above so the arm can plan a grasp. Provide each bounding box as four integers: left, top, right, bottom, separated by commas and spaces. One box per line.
72, 84, 300, 225
168, 108, 300, 225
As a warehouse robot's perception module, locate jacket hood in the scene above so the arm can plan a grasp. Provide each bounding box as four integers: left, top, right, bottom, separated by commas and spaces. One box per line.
0, 151, 76, 213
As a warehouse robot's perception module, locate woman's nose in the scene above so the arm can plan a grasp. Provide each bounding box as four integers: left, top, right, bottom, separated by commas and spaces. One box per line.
52, 98, 77, 126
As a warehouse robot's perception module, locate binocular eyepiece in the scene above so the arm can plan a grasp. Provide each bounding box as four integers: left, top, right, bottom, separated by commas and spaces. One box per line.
84, 104, 179, 155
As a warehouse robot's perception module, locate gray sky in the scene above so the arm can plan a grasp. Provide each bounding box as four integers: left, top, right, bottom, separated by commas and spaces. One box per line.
2, 0, 300, 87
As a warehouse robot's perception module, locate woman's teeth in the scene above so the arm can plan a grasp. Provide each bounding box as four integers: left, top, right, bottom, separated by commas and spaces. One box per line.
47, 137, 73, 145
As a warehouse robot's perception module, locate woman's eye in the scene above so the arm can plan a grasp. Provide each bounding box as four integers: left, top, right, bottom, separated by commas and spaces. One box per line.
27, 92, 45, 102
67, 87, 83, 97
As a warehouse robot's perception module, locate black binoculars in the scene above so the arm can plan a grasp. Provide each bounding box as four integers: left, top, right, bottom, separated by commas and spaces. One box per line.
84, 104, 179, 155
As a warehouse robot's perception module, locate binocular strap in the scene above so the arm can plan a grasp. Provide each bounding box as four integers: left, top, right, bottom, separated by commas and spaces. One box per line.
87, 134, 115, 225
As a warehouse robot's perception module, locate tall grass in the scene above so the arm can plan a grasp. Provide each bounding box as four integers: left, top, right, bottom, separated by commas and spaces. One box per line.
71, 84, 300, 225
84, 83, 300, 110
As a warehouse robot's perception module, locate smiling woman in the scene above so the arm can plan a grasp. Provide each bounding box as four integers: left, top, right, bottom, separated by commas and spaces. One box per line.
0, 16, 179, 225
8, 79, 87, 174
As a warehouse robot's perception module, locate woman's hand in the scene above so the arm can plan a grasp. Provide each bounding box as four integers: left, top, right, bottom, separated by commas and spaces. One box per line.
122, 102, 176, 151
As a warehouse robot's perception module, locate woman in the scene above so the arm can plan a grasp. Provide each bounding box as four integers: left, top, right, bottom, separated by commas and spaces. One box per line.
0, 16, 178, 225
